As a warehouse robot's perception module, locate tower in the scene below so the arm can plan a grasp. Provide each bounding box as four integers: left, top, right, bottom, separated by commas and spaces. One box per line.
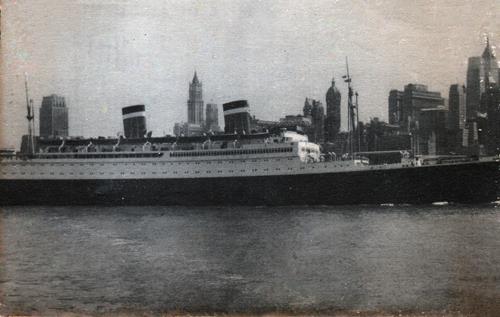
187, 71, 204, 125
466, 38, 499, 119
325, 77, 341, 141
303, 98, 312, 118
39, 94, 68, 138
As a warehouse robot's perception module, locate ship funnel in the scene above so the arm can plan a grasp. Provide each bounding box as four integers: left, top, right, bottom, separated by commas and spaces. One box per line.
223, 100, 251, 135
122, 105, 147, 139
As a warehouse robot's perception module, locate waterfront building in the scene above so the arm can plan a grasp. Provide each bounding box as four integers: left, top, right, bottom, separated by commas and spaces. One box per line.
325, 77, 341, 142
419, 107, 449, 155
39, 94, 68, 138
187, 72, 204, 125
122, 105, 147, 138
173, 122, 204, 137
363, 118, 410, 152
205, 103, 221, 133
223, 100, 251, 135
466, 38, 499, 120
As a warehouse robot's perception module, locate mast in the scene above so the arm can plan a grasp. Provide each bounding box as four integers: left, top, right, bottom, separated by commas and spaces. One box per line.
24, 74, 34, 155
343, 57, 355, 158
355, 91, 360, 152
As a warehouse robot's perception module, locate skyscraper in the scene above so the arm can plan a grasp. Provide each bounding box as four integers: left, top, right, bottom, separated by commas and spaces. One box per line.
205, 103, 220, 132
310, 99, 325, 143
388, 84, 444, 132
466, 38, 499, 119
325, 77, 341, 142
388, 90, 404, 125
39, 94, 68, 138
187, 72, 204, 125
448, 84, 466, 131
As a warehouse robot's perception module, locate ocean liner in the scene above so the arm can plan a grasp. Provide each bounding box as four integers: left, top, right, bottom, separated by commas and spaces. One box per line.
0, 125, 498, 206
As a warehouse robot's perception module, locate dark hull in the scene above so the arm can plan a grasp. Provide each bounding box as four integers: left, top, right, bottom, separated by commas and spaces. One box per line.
0, 161, 498, 206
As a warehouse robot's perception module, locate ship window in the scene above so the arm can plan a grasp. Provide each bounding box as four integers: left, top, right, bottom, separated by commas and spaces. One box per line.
173, 171, 178, 174
206, 171, 211, 174
152, 172, 157, 175
184, 171, 189, 174
240, 170, 245, 172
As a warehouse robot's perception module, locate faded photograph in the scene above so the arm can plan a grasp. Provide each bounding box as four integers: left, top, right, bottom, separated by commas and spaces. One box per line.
0, 0, 500, 316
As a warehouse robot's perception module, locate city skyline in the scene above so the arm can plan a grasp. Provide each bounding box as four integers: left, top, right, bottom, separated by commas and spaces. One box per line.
1, 0, 499, 148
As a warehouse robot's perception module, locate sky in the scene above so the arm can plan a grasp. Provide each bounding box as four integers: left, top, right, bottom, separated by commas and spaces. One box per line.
1, 0, 499, 148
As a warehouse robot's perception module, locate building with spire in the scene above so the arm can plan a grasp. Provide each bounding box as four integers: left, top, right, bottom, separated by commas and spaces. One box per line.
187, 71, 204, 125
324, 77, 341, 142
466, 38, 499, 120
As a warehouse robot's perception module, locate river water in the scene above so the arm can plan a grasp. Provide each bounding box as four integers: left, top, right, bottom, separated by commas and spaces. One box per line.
0, 204, 499, 315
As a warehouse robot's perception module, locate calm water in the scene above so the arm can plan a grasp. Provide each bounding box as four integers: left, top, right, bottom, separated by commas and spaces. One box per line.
0, 205, 500, 315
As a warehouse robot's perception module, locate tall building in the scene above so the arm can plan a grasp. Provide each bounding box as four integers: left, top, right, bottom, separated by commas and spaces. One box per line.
325, 77, 341, 142
482, 85, 500, 154
187, 72, 204, 125
310, 99, 325, 143
388, 84, 444, 132
122, 105, 147, 138
205, 103, 220, 132
466, 38, 499, 120
448, 84, 467, 131
39, 94, 68, 138
223, 100, 251, 134
388, 90, 404, 125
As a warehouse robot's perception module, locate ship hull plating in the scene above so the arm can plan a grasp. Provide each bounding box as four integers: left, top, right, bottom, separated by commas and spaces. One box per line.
0, 161, 497, 206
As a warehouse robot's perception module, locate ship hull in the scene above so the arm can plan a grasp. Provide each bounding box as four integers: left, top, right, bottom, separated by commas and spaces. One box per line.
0, 161, 497, 206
